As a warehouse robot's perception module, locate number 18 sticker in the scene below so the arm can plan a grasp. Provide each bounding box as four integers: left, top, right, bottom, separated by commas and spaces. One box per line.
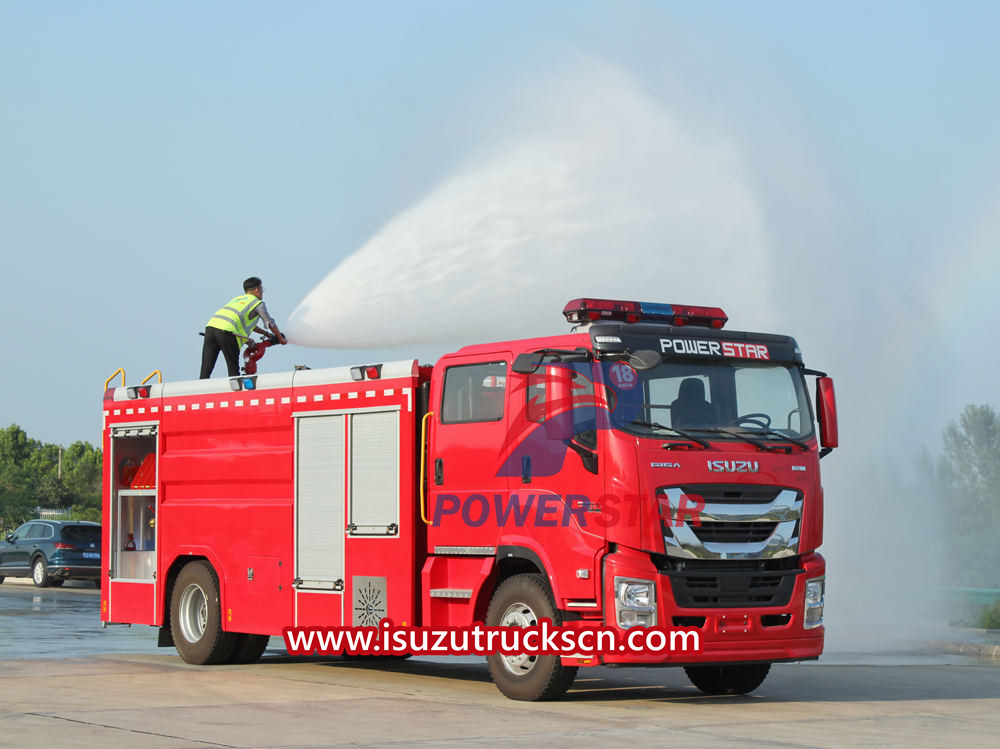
608, 362, 638, 390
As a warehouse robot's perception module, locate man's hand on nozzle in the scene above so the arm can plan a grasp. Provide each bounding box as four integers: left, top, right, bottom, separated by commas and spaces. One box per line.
277, 331, 288, 345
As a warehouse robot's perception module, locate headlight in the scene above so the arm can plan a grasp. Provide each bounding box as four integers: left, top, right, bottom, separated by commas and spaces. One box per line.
804, 576, 825, 629
614, 577, 656, 628
620, 583, 653, 608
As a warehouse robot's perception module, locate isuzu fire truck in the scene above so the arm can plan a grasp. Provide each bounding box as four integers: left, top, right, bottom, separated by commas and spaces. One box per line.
101, 298, 837, 701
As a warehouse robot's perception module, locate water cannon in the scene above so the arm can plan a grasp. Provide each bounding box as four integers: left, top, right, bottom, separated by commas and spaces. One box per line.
562, 298, 727, 329
242, 334, 281, 375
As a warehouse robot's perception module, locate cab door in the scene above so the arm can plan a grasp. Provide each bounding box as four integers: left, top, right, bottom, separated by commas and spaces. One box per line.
426, 354, 511, 550
504, 356, 607, 602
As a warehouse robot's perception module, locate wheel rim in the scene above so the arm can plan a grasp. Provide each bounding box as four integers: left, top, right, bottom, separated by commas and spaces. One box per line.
32, 561, 44, 585
498, 600, 538, 676
177, 582, 209, 644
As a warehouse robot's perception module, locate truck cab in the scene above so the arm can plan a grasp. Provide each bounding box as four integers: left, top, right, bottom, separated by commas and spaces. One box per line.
424, 298, 837, 698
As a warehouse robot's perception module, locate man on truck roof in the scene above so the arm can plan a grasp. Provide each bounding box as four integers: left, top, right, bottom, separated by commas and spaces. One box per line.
199, 276, 288, 379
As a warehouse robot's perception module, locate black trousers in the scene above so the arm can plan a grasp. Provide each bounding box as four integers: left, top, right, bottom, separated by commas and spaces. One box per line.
200, 326, 241, 379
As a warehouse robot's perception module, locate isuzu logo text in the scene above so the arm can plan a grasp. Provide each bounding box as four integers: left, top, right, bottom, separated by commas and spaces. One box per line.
707, 460, 759, 473
660, 338, 769, 360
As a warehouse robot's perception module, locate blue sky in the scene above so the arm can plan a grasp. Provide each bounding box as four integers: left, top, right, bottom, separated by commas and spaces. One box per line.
2, 1, 999, 449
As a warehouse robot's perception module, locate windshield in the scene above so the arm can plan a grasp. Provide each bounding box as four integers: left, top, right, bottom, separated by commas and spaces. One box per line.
608, 359, 814, 441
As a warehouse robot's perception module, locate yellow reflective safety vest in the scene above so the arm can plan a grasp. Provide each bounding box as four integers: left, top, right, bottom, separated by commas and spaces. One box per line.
206, 294, 262, 341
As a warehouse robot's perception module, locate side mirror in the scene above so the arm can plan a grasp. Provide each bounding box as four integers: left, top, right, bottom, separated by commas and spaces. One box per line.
816, 377, 838, 454
544, 366, 576, 441
512, 352, 543, 375
5, 533, 13, 542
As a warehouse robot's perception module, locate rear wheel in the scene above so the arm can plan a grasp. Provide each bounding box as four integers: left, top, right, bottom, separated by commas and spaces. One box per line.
32, 557, 51, 588
485, 573, 577, 701
228, 634, 270, 664
684, 663, 771, 695
169, 561, 237, 664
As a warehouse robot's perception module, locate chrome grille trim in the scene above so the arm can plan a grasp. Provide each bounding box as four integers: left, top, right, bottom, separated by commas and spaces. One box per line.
659, 487, 802, 560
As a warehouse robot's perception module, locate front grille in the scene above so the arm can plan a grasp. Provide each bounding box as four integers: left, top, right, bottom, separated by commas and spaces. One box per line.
666, 565, 800, 608
678, 484, 786, 504
691, 521, 777, 544
658, 484, 803, 561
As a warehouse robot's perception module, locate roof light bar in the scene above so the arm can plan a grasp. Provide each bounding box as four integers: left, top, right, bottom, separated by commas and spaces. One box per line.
563, 298, 727, 329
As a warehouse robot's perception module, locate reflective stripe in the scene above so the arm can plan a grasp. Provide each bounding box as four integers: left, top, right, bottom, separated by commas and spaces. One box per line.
209, 314, 237, 329
206, 295, 262, 339
241, 299, 262, 333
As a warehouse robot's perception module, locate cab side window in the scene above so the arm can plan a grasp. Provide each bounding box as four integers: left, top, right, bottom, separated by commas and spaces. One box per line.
441, 362, 507, 423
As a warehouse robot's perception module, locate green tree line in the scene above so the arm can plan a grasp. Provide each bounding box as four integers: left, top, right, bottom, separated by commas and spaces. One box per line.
0, 424, 102, 532
937, 404, 1000, 590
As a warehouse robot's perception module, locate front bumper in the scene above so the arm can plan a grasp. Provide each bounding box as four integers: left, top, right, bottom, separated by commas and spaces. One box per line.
598, 546, 824, 665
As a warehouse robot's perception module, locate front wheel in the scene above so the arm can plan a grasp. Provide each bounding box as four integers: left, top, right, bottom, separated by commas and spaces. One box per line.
32, 557, 52, 588
485, 573, 577, 701
169, 561, 237, 664
684, 663, 771, 695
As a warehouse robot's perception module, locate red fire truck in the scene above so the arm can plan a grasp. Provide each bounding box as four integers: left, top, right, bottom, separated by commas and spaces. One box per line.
101, 297, 837, 701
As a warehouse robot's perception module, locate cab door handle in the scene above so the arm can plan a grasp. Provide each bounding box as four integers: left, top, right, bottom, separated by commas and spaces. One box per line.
434, 458, 444, 486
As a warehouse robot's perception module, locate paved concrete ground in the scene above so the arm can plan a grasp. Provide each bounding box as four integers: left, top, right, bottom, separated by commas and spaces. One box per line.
4, 653, 1000, 748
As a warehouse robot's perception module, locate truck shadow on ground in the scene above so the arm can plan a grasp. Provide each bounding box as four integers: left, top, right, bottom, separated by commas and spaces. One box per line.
257, 654, 1000, 704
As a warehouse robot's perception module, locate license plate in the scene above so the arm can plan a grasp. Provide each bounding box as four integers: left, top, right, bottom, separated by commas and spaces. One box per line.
82, 551, 99, 559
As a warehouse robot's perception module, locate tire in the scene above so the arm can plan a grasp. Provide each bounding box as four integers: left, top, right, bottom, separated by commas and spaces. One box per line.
684, 663, 771, 695
228, 634, 270, 664
169, 561, 237, 665
32, 557, 52, 588
0, 575, 5, 584
485, 573, 578, 701
49, 578, 65, 587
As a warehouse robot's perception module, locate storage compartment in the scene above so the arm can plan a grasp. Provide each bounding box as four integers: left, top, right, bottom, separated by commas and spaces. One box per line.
116, 490, 156, 579
110, 427, 158, 582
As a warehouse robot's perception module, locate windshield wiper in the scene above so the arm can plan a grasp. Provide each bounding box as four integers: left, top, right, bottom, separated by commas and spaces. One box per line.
747, 428, 810, 451
681, 426, 790, 453
628, 420, 712, 450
